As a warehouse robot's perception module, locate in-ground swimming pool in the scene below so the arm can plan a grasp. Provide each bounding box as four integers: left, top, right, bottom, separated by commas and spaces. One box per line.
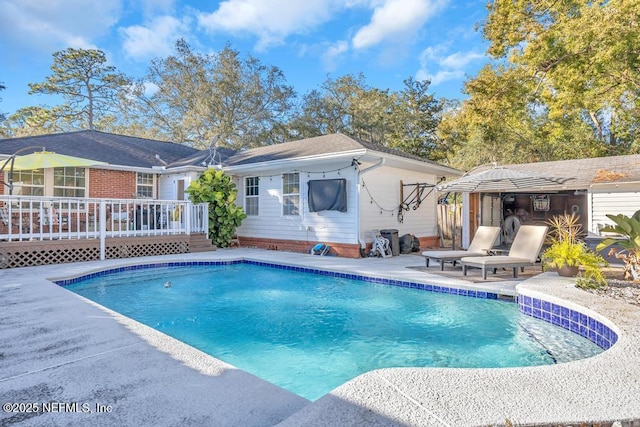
63, 261, 603, 401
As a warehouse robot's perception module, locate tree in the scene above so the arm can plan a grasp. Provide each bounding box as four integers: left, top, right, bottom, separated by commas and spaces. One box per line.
439, 0, 640, 169
2, 106, 69, 138
386, 77, 444, 159
28, 48, 131, 131
439, 64, 605, 170
288, 74, 371, 139
186, 169, 247, 248
482, 0, 640, 151
289, 74, 445, 159
131, 39, 296, 149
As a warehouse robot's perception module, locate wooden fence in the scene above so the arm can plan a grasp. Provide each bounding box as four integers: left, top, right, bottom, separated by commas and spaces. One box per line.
437, 203, 462, 247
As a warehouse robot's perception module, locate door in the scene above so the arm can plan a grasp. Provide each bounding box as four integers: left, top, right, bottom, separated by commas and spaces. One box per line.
177, 180, 185, 201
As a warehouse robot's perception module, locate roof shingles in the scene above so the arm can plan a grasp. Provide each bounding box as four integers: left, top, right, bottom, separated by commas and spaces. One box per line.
473, 155, 640, 188
0, 130, 213, 168
224, 133, 447, 167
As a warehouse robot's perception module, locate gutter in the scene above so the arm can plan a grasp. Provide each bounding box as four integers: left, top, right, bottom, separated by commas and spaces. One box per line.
356, 158, 386, 250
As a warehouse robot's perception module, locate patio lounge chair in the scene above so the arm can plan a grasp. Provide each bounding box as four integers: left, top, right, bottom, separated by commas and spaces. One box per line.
422, 226, 501, 270
460, 225, 548, 280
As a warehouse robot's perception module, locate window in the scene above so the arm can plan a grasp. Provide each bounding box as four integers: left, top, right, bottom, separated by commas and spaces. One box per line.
245, 176, 259, 216
10, 170, 44, 196
53, 167, 86, 198
137, 173, 155, 198
282, 173, 299, 216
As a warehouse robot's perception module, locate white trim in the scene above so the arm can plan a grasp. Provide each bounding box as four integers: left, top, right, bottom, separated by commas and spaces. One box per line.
282, 172, 300, 216
244, 176, 260, 216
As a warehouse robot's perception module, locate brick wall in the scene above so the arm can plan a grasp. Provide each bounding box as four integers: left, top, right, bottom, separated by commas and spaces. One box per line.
238, 236, 363, 258
239, 235, 438, 258
418, 235, 440, 249
89, 170, 137, 198
0, 169, 140, 199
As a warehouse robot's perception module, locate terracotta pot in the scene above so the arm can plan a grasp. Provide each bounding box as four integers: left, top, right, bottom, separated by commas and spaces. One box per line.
558, 265, 580, 277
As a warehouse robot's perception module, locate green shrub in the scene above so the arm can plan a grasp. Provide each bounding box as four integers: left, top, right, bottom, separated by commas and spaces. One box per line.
186, 169, 247, 248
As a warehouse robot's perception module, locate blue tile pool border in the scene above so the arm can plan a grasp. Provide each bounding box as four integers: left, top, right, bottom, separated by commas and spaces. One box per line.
518, 294, 618, 350
54, 259, 502, 300
54, 259, 617, 350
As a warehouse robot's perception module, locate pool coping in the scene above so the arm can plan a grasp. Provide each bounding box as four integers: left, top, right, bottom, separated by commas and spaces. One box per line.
1, 249, 639, 426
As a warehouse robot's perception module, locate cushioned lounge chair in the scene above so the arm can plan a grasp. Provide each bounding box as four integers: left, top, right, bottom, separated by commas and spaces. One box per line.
460, 225, 548, 280
422, 226, 501, 270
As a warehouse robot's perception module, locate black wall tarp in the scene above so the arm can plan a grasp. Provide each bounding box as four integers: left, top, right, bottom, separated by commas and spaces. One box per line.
308, 179, 347, 212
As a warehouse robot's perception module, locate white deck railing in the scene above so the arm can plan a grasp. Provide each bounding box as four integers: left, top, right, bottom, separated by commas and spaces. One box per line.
0, 196, 209, 242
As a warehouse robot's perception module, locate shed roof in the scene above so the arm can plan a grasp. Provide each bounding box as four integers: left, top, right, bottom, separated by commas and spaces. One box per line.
470, 154, 640, 190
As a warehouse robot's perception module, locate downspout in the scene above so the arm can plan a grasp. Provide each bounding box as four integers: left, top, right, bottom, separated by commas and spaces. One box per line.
356, 158, 385, 251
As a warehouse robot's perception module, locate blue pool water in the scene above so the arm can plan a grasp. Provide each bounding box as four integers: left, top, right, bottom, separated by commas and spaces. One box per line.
65, 263, 603, 401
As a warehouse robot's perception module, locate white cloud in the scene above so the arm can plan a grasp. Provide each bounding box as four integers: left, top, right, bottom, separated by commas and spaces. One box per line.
416, 68, 464, 86
351, 0, 446, 50
196, 0, 341, 51
416, 44, 484, 86
120, 15, 190, 61
321, 40, 349, 71
139, 0, 175, 19
439, 51, 485, 69
0, 0, 122, 53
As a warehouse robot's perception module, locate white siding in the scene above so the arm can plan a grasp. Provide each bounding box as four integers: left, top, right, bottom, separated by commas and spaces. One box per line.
158, 172, 197, 200
359, 165, 438, 244
591, 188, 640, 234
235, 168, 359, 244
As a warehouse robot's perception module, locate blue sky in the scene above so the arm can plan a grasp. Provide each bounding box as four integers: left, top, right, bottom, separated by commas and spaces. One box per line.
0, 0, 490, 116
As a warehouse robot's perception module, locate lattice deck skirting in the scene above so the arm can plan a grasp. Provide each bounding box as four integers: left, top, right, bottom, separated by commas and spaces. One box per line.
0, 234, 213, 269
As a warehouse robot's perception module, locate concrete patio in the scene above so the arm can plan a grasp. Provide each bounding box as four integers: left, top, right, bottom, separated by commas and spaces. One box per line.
1, 248, 639, 426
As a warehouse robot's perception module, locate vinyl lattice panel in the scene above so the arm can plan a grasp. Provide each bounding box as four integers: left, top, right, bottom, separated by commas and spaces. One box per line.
104, 240, 189, 259
0, 236, 192, 269
0, 247, 101, 269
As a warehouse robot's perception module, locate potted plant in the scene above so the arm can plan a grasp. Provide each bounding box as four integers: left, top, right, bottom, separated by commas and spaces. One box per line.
595, 210, 640, 281
541, 213, 607, 286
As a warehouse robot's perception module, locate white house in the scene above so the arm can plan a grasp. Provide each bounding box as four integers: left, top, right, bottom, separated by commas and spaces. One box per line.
223, 134, 461, 257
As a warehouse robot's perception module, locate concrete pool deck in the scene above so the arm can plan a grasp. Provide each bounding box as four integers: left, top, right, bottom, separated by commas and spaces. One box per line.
0, 248, 638, 426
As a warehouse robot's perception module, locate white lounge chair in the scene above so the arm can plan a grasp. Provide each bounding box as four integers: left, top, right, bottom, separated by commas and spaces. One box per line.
422, 226, 501, 270
460, 225, 548, 280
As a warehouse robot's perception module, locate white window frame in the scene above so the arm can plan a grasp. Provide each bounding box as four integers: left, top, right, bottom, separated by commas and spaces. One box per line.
136, 172, 155, 198
8, 169, 45, 196
245, 176, 259, 216
282, 172, 300, 216
53, 167, 86, 198
6, 168, 90, 198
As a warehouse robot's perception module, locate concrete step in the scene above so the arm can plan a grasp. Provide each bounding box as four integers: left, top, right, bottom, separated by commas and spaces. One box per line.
189, 234, 217, 252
